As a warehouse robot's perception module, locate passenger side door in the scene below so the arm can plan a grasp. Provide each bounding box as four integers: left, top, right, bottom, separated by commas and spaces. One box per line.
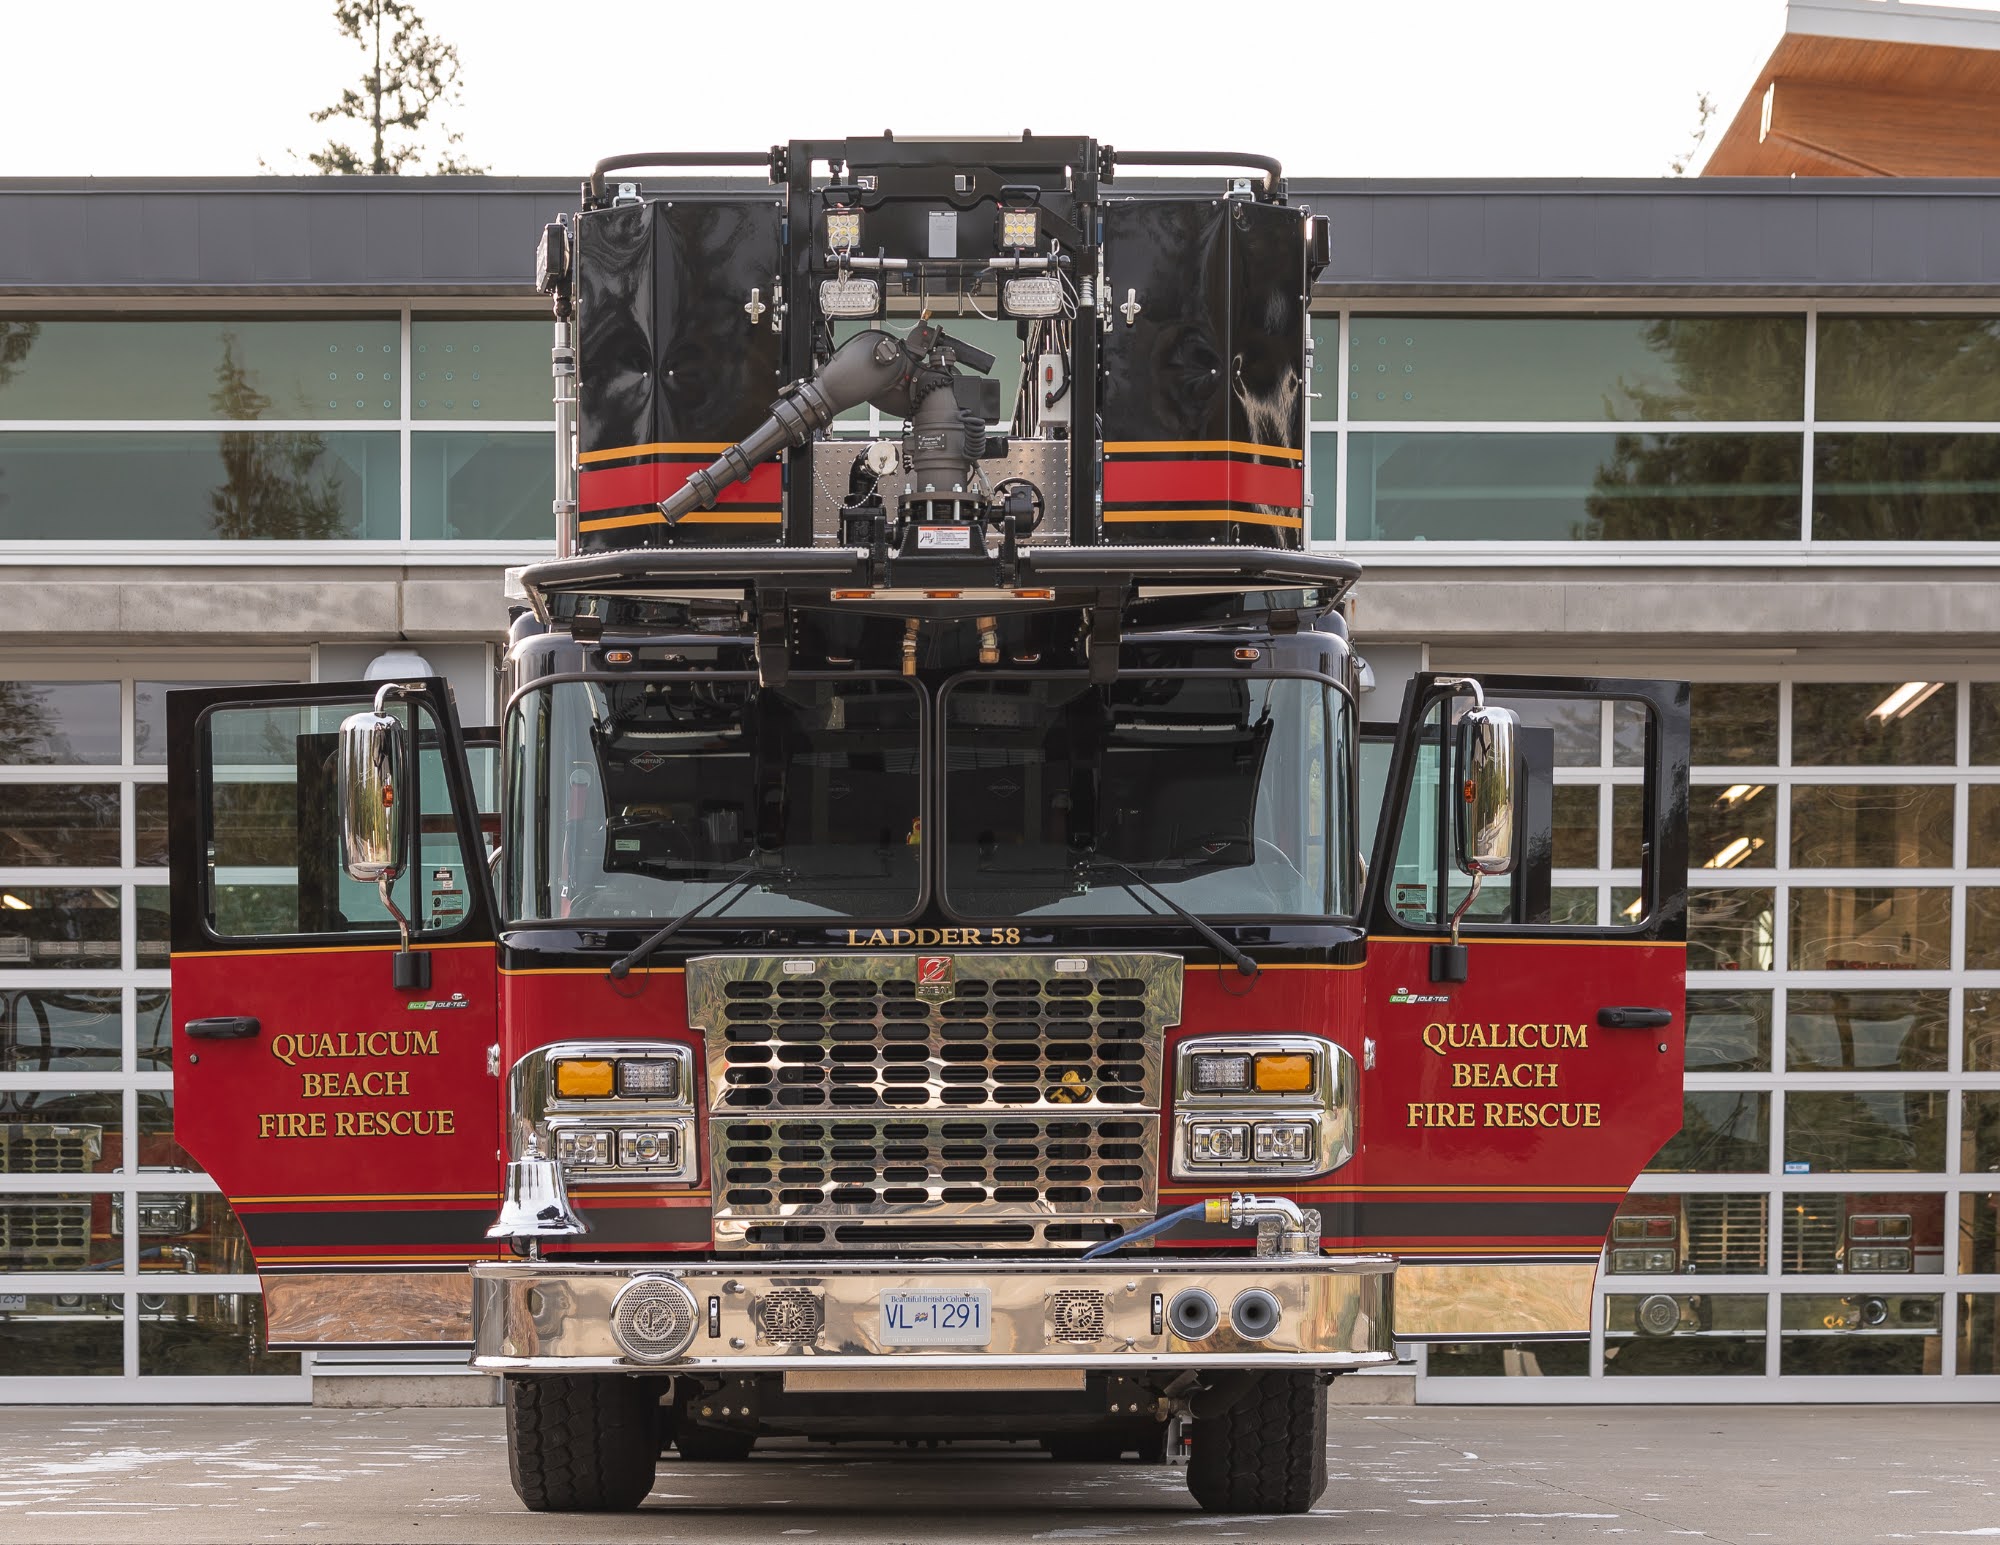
166, 681, 501, 1346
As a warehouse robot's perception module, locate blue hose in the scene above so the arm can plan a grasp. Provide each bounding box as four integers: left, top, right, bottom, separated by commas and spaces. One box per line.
1080, 1200, 1213, 1260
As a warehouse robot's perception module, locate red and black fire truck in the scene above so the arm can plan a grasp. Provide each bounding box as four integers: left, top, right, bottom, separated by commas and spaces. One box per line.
165, 135, 1691, 1516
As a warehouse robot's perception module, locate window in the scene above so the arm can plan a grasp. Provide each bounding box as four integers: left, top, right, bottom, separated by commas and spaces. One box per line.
200, 696, 476, 941
507, 678, 925, 925
1346, 316, 1805, 422
0, 311, 552, 545
1346, 431, 1802, 542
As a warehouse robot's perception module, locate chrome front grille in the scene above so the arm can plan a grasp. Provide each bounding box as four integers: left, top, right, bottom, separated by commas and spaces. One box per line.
699, 957, 1175, 1112
713, 1114, 1159, 1249
0, 1124, 104, 1175
0, 1197, 92, 1267
1684, 1194, 1768, 1274
690, 953, 1180, 1252
1783, 1198, 1843, 1274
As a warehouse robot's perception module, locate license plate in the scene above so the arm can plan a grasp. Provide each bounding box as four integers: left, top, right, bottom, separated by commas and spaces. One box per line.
879, 1288, 991, 1346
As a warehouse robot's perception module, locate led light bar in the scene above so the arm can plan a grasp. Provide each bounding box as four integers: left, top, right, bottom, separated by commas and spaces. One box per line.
1002, 275, 1062, 318
819, 275, 881, 318
1188, 1053, 1252, 1093
617, 1058, 680, 1098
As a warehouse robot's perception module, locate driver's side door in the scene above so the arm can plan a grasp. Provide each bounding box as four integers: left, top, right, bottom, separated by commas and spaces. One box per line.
1354, 674, 1690, 1337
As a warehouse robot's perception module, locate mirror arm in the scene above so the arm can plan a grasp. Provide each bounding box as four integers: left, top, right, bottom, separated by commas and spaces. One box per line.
368, 679, 432, 991
1431, 674, 1485, 711
1446, 870, 1482, 947
376, 873, 415, 956
374, 679, 427, 712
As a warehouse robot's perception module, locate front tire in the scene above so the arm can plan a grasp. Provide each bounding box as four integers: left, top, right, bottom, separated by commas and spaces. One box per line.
504, 1373, 662, 1512
1185, 1371, 1328, 1514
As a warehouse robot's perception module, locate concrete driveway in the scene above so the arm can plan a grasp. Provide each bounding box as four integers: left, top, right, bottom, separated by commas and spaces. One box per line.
0, 1403, 1993, 1543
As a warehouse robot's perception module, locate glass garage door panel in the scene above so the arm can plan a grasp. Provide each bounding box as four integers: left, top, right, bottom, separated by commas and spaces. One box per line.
1417, 674, 2000, 1403
0, 667, 308, 1399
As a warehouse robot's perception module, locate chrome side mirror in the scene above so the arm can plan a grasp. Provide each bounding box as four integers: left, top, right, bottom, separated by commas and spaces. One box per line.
338, 710, 408, 883
1453, 705, 1520, 877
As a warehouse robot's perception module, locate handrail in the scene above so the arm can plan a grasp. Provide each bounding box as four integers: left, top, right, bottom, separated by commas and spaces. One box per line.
1108, 148, 1283, 192
588, 151, 771, 198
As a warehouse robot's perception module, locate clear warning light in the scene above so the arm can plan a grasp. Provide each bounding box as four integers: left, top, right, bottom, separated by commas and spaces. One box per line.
1002, 275, 1062, 318
819, 275, 880, 318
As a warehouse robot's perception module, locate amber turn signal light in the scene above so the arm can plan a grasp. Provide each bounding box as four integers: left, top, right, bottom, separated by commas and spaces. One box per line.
1252, 1053, 1313, 1092
555, 1059, 615, 1098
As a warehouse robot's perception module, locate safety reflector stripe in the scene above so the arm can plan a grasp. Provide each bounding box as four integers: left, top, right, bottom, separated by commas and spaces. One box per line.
578, 458, 782, 514
578, 441, 738, 464
1100, 508, 1305, 529
1103, 438, 1302, 461
578, 509, 784, 533
1103, 459, 1303, 507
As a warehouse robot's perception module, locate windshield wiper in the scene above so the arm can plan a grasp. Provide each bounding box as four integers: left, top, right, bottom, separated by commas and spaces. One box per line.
606, 862, 764, 981
1088, 859, 1261, 980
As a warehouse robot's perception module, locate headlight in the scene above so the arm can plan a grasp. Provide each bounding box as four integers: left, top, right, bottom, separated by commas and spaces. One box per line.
618, 1128, 682, 1170
1172, 1036, 1353, 1179
516, 1042, 698, 1185
1188, 1122, 1250, 1164
1253, 1121, 1315, 1163
1609, 1247, 1677, 1274
554, 1128, 614, 1167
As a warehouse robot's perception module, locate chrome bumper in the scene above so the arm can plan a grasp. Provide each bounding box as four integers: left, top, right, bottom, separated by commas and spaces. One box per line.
471, 1255, 1395, 1372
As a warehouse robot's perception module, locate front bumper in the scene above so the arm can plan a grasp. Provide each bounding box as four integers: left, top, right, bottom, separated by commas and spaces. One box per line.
471, 1256, 1395, 1372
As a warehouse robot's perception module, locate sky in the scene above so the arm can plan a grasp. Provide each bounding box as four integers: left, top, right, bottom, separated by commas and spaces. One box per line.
0, 0, 1825, 180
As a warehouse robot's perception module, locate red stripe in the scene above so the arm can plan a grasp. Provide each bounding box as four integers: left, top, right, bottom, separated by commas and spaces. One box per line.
1103, 459, 1302, 507
579, 460, 782, 514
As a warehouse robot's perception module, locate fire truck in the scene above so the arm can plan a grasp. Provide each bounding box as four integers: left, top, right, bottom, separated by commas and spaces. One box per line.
165, 135, 1691, 1515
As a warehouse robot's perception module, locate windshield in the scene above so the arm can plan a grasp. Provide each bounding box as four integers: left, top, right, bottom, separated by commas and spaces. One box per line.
505, 678, 923, 923
942, 675, 1354, 920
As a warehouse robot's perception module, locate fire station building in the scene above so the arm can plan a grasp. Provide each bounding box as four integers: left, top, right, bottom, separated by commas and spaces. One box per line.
2, 164, 1999, 1402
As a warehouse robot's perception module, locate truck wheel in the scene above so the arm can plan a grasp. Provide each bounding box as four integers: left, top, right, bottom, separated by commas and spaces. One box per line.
504, 1373, 662, 1512
1185, 1371, 1327, 1514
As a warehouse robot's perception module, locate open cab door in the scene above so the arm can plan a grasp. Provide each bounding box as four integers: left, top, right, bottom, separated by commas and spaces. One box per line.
1360, 674, 1690, 1341
166, 680, 501, 1349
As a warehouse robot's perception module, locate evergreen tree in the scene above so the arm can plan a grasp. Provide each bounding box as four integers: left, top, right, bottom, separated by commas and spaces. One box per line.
309, 1, 483, 175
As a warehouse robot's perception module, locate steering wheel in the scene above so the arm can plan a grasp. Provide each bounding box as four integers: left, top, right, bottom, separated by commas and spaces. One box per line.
1176, 832, 1255, 865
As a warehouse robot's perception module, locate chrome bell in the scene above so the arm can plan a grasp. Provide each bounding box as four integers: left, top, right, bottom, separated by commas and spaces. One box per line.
486, 1150, 589, 1242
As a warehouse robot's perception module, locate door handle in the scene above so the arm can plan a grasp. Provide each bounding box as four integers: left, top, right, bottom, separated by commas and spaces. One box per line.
186, 1016, 260, 1040
1597, 1007, 1672, 1030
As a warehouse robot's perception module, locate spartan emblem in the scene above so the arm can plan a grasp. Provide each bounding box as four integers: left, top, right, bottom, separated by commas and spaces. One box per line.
914, 954, 955, 1001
